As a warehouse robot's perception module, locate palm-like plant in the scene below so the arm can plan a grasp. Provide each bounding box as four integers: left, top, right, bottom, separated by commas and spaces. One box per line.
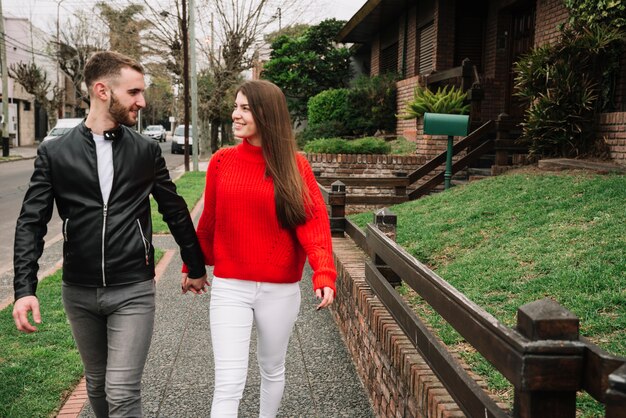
399, 84, 470, 119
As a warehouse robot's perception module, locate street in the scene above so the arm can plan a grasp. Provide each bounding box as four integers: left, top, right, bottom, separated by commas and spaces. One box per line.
0, 140, 183, 277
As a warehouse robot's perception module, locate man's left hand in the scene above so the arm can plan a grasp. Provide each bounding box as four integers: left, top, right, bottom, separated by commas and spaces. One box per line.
181, 273, 209, 294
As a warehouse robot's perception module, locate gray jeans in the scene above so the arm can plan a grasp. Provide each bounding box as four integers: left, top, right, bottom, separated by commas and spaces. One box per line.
62, 280, 156, 418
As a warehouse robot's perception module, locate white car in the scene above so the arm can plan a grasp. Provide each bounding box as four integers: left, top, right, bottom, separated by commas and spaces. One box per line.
43, 118, 83, 141
142, 125, 167, 142
171, 125, 192, 154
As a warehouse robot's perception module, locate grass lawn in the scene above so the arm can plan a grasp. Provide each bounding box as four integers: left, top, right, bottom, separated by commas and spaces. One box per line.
0, 236, 171, 417
349, 169, 626, 416
151, 171, 206, 234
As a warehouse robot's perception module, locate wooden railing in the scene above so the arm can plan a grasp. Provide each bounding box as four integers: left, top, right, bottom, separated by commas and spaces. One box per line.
320, 183, 626, 417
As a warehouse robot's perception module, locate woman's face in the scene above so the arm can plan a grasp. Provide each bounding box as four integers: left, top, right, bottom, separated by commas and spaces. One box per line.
232, 91, 260, 146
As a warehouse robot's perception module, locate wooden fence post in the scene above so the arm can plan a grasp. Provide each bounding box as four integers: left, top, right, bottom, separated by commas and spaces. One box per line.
329, 180, 346, 237
393, 171, 407, 197
606, 364, 626, 417
372, 208, 401, 287
514, 298, 579, 418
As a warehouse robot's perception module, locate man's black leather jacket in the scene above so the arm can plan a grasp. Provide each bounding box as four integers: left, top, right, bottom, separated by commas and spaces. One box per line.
14, 122, 206, 300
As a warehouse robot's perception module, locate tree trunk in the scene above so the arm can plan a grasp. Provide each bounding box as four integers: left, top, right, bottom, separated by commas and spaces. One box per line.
210, 118, 221, 153
199, 118, 211, 159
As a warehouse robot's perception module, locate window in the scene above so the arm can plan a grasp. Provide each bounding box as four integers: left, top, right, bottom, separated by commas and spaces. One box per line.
418, 22, 435, 75
380, 42, 399, 74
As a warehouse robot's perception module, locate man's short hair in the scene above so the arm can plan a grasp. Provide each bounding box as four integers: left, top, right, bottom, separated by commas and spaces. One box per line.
84, 51, 144, 91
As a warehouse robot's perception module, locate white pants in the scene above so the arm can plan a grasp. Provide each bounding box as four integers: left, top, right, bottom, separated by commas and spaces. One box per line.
210, 277, 301, 418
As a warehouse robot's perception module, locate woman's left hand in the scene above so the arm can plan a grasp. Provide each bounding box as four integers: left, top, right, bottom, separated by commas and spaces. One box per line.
315, 287, 335, 310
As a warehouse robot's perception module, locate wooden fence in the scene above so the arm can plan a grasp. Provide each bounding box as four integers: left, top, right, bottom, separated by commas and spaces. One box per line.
321, 181, 626, 417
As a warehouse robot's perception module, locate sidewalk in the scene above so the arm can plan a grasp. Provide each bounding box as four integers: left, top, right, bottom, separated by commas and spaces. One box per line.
0, 144, 39, 161
74, 236, 373, 417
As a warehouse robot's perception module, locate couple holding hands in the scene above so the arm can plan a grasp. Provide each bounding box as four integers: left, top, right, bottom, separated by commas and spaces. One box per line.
13, 50, 336, 417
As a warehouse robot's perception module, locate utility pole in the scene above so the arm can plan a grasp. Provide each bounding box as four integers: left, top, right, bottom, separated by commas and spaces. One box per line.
0, 0, 10, 156
189, 0, 198, 171
181, 0, 190, 172
56, 0, 64, 118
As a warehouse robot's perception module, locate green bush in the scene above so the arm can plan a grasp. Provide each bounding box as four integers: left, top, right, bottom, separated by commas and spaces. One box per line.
347, 74, 398, 135
301, 75, 399, 146
389, 136, 416, 155
399, 84, 470, 119
303, 137, 391, 154
296, 121, 347, 148
307, 88, 351, 126
514, 23, 625, 157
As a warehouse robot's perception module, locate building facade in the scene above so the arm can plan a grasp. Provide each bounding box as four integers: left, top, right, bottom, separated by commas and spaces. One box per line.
338, 0, 626, 165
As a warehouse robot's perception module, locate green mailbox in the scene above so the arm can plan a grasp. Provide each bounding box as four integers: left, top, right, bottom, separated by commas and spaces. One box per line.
423, 112, 470, 190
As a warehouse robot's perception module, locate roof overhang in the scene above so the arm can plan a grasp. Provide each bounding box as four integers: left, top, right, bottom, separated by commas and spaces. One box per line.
336, 0, 410, 44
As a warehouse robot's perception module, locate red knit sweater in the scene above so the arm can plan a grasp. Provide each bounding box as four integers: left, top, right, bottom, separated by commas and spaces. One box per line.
187, 140, 336, 292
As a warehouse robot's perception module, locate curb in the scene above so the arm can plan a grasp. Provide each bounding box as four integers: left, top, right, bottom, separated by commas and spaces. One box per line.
0, 155, 36, 164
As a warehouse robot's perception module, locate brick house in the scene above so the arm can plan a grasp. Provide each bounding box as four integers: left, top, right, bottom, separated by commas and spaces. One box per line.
337, 0, 626, 165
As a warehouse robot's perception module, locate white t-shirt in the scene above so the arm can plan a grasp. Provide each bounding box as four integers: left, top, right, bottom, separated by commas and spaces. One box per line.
92, 133, 114, 204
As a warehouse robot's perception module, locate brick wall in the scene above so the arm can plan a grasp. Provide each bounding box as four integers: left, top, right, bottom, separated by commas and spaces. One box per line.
305, 152, 424, 213
534, 0, 569, 46
397, 76, 421, 141
331, 237, 466, 418
598, 112, 626, 165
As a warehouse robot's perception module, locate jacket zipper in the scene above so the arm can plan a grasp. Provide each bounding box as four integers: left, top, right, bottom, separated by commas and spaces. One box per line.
63, 219, 69, 241
102, 204, 108, 286
136, 219, 150, 265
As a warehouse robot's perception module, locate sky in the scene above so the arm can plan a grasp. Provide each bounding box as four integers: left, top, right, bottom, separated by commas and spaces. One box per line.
1, 0, 366, 36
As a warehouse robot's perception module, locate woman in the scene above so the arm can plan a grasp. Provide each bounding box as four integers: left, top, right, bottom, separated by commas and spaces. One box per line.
182, 80, 336, 417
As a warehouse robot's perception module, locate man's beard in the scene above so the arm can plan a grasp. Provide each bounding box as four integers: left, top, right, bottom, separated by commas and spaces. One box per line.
109, 91, 137, 127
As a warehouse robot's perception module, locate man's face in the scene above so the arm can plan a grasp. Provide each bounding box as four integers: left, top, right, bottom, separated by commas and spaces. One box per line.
107, 67, 146, 127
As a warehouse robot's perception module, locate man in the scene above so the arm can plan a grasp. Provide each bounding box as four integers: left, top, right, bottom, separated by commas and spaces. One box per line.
12, 50, 208, 417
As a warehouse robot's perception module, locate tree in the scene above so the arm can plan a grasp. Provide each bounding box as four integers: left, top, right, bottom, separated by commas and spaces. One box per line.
97, 3, 148, 61
55, 11, 108, 115
9, 62, 62, 130
200, 0, 272, 153
262, 19, 352, 123
143, 76, 174, 127
140, 0, 190, 85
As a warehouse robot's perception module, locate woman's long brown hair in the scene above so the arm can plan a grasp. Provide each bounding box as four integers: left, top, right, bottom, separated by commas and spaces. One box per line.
236, 80, 310, 228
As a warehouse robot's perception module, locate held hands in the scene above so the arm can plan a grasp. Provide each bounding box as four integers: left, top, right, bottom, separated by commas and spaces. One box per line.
181, 273, 210, 295
315, 286, 335, 310
13, 296, 41, 333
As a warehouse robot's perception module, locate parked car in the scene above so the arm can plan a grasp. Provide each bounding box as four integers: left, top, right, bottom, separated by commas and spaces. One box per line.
43, 118, 83, 141
171, 125, 193, 154
142, 124, 167, 142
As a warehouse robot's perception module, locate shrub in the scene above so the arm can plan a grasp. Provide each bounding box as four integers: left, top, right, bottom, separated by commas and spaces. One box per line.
301, 75, 399, 146
303, 137, 391, 154
514, 23, 625, 157
389, 136, 416, 155
296, 121, 347, 148
307, 89, 351, 126
347, 74, 398, 135
399, 84, 470, 119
